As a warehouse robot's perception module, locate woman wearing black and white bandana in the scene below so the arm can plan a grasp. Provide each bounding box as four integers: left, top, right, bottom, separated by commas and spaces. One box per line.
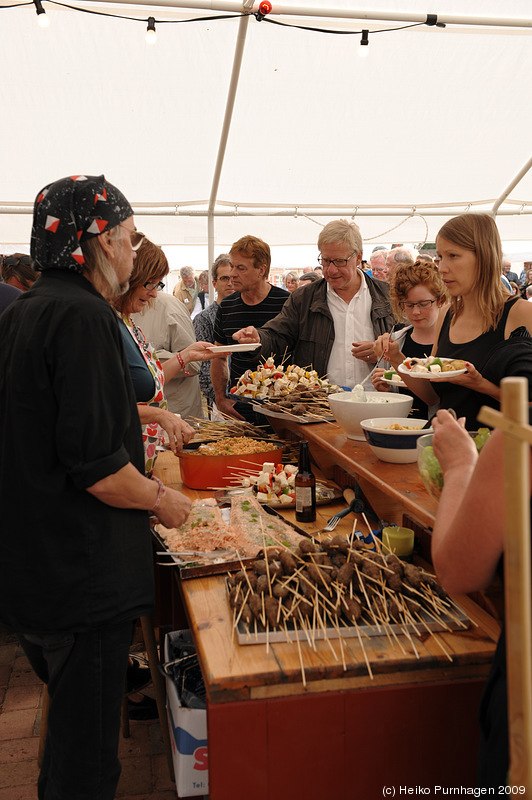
0, 174, 191, 800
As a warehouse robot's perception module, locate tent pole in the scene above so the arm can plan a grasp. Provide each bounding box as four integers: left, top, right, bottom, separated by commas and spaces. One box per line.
108, 0, 532, 30
207, 1, 253, 297
492, 156, 532, 215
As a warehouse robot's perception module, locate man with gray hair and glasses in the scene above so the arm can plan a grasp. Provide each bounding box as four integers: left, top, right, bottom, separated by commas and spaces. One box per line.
232, 219, 394, 388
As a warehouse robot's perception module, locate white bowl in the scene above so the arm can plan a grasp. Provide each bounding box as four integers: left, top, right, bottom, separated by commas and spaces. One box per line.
360, 417, 431, 463
328, 391, 413, 441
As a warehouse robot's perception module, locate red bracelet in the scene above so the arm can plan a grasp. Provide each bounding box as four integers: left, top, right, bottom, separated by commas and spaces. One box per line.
176, 351, 191, 375
149, 476, 166, 513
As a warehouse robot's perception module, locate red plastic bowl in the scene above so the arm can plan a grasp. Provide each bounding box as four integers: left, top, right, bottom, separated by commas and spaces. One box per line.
176, 440, 285, 489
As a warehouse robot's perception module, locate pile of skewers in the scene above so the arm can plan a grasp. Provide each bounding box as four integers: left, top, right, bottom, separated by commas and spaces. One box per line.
227, 529, 469, 686
190, 413, 300, 464
258, 385, 337, 420
191, 414, 270, 441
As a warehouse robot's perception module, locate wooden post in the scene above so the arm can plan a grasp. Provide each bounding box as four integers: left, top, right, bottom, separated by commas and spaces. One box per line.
479, 376, 532, 791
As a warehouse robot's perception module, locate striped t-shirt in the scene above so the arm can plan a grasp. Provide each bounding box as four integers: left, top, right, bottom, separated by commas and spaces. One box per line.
213, 285, 289, 386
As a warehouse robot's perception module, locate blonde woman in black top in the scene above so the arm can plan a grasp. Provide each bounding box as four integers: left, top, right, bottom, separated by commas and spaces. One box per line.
383, 214, 532, 428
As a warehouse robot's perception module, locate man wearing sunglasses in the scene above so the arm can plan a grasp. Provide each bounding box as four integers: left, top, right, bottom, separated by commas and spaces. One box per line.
232, 219, 394, 388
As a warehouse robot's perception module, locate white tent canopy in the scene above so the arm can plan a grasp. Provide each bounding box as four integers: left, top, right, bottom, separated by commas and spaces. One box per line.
1, 0, 532, 264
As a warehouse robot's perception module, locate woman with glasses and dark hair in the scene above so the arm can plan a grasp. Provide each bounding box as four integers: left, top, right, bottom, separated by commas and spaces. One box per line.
113, 237, 227, 475
0, 253, 39, 291
371, 260, 448, 417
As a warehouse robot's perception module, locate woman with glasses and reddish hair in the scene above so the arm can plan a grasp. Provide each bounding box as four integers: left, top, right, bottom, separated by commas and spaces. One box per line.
377, 213, 532, 427
113, 237, 227, 475
372, 260, 448, 417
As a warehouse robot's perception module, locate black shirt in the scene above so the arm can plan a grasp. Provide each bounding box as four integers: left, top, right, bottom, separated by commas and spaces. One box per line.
0, 270, 154, 633
434, 298, 520, 428
213, 284, 289, 386
400, 329, 431, 419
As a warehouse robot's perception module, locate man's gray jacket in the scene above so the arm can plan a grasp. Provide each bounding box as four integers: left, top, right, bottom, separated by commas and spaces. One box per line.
256, 273, 394, 377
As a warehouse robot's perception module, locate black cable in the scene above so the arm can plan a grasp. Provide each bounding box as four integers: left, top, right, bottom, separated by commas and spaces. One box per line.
262, 17, 427, 36
30, 1, 246, 24
3, 2, 444, 35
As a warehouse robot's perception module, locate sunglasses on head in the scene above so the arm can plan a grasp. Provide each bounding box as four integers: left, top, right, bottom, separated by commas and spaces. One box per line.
1, 255, 33, 268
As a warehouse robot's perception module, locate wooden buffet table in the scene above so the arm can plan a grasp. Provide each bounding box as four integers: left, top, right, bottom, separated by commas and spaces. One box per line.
153, 431, 500, 800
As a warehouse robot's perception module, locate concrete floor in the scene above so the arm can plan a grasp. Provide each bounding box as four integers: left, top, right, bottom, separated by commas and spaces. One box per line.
0, 624, 184, 800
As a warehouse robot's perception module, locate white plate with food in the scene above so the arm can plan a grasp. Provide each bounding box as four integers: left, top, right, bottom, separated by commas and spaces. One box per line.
208, 343, 261, 353
398, 357, 469, 380
380, 371, 407, 388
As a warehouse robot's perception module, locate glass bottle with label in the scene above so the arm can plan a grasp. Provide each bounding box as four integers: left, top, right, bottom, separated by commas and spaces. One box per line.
295, 440, 316, 522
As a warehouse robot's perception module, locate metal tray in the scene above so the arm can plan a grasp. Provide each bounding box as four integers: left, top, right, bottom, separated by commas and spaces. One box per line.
214, 480, 342, 508
231, 592, 471, 646
251, 403, 334, 424
152, 505, 311, 580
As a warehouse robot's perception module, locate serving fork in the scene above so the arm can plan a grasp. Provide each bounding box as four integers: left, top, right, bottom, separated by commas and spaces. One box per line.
312, 516, 342, 535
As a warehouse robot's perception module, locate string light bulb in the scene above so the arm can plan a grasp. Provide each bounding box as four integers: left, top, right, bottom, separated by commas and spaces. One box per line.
145, 17, 157, 45
34, 0, 50, 27
359, 29, 369, 57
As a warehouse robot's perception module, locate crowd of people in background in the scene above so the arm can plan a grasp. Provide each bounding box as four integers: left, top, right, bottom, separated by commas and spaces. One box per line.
2, 183, 532, 796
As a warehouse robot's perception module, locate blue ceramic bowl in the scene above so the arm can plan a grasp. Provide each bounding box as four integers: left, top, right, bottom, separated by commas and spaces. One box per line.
360, 417, 431, 463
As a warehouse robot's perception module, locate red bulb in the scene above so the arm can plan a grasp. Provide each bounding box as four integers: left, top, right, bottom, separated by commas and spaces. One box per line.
258, 1, 272, 15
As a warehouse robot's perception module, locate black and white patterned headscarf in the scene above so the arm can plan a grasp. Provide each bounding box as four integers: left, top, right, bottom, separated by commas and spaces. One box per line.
31, 174, 133, 273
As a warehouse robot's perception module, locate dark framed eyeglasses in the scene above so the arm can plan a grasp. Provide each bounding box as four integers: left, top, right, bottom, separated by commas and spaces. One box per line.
317, 252, 356, 268
399, 298, 439, 311
144, 280, 165, 291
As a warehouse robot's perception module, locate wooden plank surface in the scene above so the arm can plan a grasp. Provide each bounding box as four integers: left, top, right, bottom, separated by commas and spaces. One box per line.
181, 573, 498, 704
266, 418, 439, 528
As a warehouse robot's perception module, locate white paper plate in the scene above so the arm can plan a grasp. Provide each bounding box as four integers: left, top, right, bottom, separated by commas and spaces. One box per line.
398, 360, 469, 380
208, 343, 261, 353
380, 375, 407, 388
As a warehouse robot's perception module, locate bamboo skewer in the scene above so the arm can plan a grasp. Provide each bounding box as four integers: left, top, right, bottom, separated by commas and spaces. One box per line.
294, 618, 307, 687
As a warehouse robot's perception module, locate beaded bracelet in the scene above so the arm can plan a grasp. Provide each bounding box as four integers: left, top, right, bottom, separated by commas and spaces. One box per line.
150, 476, 166, 513
176, 351, 191, 375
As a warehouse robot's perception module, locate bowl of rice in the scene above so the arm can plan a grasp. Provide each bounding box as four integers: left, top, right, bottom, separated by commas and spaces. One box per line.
360, 417, 431, 463
177, 436, 285, 489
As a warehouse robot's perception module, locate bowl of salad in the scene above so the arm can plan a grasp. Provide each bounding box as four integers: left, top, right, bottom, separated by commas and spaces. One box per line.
416, 429, 490, 500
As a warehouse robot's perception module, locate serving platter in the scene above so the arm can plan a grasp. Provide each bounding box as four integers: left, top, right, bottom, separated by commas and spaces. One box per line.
251, 402, 334, 424
232, 599, 471, 646
214, 480, 342, 508
152, 504, 311, 580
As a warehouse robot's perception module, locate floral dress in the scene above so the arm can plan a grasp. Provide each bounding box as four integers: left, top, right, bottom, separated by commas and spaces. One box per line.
122, 314, 167, 476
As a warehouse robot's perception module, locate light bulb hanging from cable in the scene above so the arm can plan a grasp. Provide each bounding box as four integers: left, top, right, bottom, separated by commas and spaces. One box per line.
34, 0, 50, 27
359, 29, 369, 58
146, 17, 157, 45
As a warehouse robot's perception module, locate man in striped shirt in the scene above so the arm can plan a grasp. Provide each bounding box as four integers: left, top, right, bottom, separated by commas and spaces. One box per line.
211, 235, 289, 420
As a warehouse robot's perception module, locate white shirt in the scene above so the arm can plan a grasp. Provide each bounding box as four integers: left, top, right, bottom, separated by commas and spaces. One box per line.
191, 293, 210, 319
326, 271, 374, 388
